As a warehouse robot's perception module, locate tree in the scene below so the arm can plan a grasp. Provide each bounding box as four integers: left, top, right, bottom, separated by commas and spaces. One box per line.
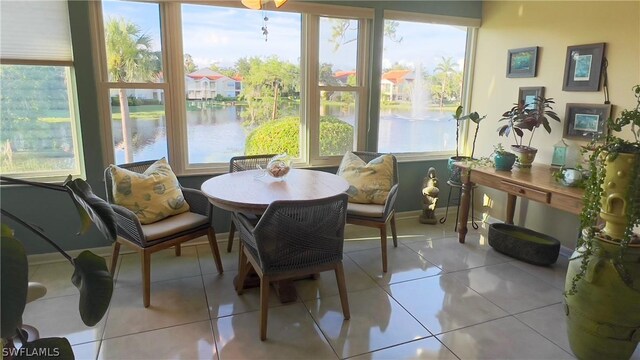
184, 53, 197, 74
433, 56, 458, 108
237, 56, 299, 126
104, 17, 158, 162
209, 63, 236, 78
329, 19, 402, 51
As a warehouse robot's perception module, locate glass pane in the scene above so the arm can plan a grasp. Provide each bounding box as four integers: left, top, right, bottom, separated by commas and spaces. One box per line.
377, 20, 467, 153
102, 0, 163, 83
319, 17, 359, 87
319, 91, 356, 157
109, 89, 167, 164
181, 4, 302, 164
0, 65, 80, 175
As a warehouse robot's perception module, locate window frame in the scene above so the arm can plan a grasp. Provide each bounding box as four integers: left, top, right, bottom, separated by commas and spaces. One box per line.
92, 1, 482, 174
378, 10, 480, 162
1, 66, 84, 182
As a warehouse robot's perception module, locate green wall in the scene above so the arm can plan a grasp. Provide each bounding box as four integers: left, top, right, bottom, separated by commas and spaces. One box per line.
1, 0, 481, 254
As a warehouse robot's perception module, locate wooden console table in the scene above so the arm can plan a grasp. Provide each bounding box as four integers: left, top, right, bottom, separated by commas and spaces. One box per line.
456, 163, 584, 243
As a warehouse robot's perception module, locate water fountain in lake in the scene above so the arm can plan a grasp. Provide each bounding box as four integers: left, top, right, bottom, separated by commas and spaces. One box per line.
410, 62, 429, 120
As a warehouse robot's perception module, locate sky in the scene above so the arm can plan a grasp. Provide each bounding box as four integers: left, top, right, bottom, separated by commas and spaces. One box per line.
102, 0, 467, 74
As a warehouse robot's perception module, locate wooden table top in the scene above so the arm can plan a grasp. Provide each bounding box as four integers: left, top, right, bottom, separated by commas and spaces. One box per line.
201, 169, 350, 214
456, 163, 584, 200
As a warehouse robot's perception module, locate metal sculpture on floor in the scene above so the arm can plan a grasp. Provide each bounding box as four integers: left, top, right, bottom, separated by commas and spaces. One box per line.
419, 167, 439, 224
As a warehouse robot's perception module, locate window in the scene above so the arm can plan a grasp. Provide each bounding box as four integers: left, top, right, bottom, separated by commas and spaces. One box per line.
181, 4, 302, 164
377, 12, 476, 157
0, 1, 83, 180
100, 0, 167, 164
314, 16, 365, 158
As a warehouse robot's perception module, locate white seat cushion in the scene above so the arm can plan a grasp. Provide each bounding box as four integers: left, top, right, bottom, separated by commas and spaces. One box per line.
347, 202, 385, 218
141, 212, 208, 241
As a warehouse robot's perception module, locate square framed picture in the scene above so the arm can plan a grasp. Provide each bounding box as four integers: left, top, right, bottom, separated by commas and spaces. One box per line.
506, 47, 538, 78
518, 86, 545, 110
563, 103, 612, 140
562, 43, 606, 91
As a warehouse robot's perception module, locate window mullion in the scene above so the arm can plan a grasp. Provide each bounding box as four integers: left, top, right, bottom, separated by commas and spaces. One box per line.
305, 13, 320, 165
160, 2, 186, 174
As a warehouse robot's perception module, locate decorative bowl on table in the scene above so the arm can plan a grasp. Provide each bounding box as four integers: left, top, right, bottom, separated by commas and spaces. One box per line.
265, 154, 291, 180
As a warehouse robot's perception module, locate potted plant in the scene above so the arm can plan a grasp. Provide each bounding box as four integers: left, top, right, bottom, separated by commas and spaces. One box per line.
448, 105, 486, 183
1, 176, 116, 358
492, 143, 517, 171
497, 96, 561, 168
563, 85, 640, 360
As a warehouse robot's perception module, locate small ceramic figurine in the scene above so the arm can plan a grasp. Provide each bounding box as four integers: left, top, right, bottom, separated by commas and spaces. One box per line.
419, 167, 439, 224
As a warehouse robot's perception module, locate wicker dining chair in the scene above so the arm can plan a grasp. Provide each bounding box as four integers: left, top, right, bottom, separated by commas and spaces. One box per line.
104, 160, 223, 307
339, 151, 399, 273
235, 193, 350, 340
226, 154, 276, 252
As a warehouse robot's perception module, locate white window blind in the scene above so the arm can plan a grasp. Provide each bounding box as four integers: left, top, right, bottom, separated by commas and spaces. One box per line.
0, 0, 73, 63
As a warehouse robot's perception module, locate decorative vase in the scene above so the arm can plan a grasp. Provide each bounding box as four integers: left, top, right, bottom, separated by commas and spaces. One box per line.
564, 235, 640, 360
494, 152, 517, 171
510, 145, 537, 169
447, 156, 471, 184
599, 152, 640, 239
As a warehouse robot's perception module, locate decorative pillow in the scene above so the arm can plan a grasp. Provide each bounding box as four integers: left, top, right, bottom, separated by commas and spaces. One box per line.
337, 152, 394, 204
110, 158, 190, 224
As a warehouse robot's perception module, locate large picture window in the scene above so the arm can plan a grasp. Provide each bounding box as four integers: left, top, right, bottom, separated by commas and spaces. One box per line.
377, 14, 473, 156
94, 1, 372, 172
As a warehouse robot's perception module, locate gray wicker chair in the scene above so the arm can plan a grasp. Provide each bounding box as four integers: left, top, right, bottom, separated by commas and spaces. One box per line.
339, 151, 399, 273
235, 193, 350, 340
226, 154, 276, 252
104, 160, 223, 307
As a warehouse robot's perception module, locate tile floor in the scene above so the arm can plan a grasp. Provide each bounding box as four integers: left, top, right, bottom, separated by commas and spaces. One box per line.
22, 218, 639, 359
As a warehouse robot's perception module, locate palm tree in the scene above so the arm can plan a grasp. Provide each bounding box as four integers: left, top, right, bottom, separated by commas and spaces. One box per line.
434, 56, 458, 109
105, 18, 157, 162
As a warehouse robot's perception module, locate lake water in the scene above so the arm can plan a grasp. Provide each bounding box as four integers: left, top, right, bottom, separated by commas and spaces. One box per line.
112, 104, 456, 164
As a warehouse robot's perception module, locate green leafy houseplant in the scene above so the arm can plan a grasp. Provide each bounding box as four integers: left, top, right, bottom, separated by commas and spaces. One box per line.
492, 143, 517, 171
448, 106, 486, 183
497, 96, 561, 168
1, 176, 117, 359
453, 105, 486, 159
563, 85, 640, 360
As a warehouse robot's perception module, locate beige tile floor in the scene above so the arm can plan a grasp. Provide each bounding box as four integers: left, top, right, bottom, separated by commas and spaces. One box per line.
23, 218, 635, 359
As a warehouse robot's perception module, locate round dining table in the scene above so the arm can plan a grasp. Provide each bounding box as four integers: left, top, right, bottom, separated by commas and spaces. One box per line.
201, 168, 349, 214
201, 168, 350, 303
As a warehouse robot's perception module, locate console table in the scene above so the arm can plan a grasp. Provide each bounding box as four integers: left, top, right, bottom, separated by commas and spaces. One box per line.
456, 163, 584, 243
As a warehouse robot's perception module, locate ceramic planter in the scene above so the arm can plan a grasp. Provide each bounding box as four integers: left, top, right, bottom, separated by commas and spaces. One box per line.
488, 223, 560, 265
599, 152, 640, 239
494, 152, 516, 171
564, 235, 640, 360
510, 145, 537, 169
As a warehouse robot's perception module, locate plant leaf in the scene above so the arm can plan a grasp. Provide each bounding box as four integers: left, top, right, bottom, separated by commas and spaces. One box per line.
543, 118, 552, 133
514, 128, 524, 137
63, 178, 117, 243
71, 251, 113, 327
454, 105, 463, 120
15, 337, 74, 360
1, 226, 28, 339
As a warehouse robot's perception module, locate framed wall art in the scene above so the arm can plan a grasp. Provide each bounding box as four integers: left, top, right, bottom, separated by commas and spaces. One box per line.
563, 103, 612, 140
518, 86, 545, 110
562, 43, 605, 91
506, 47, 538, 78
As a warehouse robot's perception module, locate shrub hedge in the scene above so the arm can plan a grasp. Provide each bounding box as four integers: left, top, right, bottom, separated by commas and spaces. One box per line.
245, 116, 353, 157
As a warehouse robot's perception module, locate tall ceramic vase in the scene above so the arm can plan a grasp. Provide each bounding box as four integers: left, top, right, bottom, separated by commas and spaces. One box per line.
564, 152, 640, 360
564, 237, 640, 360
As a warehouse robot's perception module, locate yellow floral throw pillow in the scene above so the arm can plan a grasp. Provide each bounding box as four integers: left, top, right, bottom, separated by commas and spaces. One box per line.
337, 152, 394, 204
110, 158, 190, 224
